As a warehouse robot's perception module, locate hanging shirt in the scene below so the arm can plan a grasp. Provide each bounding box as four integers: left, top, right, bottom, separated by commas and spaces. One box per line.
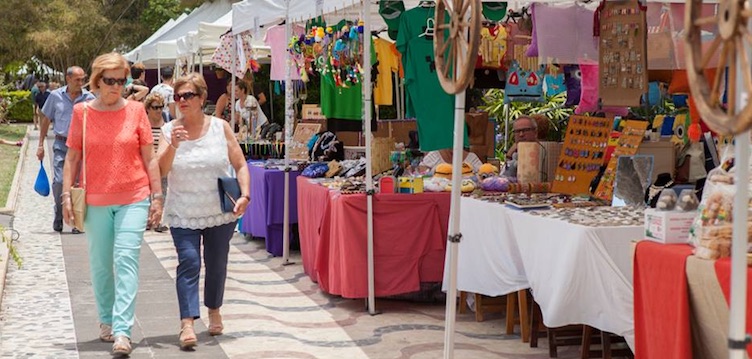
373, 38, 401, 106
319, 37, 377, 121
396, 6, 465, 152
264, 24, 305, 81
478, 26, 507, 69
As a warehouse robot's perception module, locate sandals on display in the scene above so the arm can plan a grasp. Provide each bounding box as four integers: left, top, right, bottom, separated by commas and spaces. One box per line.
208, 311, 224, 336
179, 324, 198, 350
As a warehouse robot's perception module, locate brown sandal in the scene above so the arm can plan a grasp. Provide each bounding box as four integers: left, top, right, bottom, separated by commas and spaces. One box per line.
112, 335, 132, 356
99, 323, 114, 342
179, 325, 198, 349
208, 311, 223, 336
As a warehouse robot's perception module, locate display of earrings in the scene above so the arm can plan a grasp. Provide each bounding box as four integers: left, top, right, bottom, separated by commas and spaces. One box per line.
594, 120, 649, 200
551, 115, 612, 195
597, 0, 647, 107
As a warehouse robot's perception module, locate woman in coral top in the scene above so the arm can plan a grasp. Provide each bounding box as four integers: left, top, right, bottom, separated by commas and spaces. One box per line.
62, 53, 163, 356
157, 73, 250, 350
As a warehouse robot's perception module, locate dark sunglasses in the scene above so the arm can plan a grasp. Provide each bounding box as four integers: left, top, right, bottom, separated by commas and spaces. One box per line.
101, 77, 127, 86
173, 92, 198, 102
150, 105, 164, 110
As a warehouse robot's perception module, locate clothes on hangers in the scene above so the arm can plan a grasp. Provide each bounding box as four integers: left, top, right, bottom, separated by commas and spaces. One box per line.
396, 6, 467, 152
374, 38, 402, 106
264, 24, 305, 81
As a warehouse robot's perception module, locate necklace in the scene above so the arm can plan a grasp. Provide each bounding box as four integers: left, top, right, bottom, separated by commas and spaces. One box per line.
647, 180, 673, 203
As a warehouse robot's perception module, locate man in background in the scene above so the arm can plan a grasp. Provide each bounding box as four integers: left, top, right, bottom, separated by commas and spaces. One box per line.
503, 115, 541, 177
37, 66, 96, 233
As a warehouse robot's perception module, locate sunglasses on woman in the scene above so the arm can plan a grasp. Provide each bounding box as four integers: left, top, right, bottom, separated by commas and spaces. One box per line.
149, 105, 164, 110
101, 77, 127, 86
173, 92, 198, 102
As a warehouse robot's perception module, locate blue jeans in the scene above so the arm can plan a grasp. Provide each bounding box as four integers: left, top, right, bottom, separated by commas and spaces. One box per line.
170, 221, 236, 319
85, 198, 149, 338
52, 138, 68, 223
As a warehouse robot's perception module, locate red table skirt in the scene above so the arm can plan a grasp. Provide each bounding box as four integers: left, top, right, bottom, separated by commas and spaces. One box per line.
715, 258, 752, 358
296, 177, 450, 298
633, 241, 694, 359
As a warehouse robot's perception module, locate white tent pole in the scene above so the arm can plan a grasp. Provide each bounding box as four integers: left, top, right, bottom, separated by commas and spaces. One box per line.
445, 2, 471, 357
157, 46, 162, 83
231, 36, 237, 133
200, 52, 204, 76
282, 0, 294, 266
363, 0, 377, 315
729, 20, 751, 357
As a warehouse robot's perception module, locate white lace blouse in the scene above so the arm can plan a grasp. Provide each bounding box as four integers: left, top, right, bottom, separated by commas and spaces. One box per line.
162, 117, 237, 229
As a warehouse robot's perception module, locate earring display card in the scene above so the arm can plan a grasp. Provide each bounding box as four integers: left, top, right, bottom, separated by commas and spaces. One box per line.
598, 0, 647, 107
594, 120, 649, 200
551, 115, 612, 195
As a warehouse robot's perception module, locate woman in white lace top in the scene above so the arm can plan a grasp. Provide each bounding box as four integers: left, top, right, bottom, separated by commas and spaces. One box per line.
156, 73, 250, 350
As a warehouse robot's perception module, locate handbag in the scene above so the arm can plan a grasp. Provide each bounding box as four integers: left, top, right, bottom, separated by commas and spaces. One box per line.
70, 103, 88, 231
34, 161, 50, 196
217, 177, 241, 213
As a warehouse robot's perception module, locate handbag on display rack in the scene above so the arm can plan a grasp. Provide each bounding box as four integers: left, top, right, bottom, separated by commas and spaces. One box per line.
70, 103, 88, 231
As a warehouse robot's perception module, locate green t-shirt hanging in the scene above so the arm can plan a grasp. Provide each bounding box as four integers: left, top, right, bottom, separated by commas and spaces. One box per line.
319, 35, 377, 121
395, 6, 467, 152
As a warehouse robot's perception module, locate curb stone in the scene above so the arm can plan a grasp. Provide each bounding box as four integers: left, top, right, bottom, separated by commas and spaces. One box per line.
0, 125, 29, 310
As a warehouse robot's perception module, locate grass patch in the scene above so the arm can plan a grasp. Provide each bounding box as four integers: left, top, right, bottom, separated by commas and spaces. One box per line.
0, 125, 27, 207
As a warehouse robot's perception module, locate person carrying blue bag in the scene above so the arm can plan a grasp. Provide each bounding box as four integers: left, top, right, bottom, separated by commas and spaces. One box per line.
34, 161, 50, 197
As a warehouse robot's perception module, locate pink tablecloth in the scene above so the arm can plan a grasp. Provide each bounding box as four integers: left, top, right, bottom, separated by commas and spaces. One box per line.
296, 177, 450, 298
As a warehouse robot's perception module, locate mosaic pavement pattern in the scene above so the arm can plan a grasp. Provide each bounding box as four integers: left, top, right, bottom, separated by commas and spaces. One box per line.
0, 133, 78, 358
0, 129, 582, 358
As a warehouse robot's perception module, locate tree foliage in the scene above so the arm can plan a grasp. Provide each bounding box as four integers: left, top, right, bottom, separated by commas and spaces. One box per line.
0, 0, 202, 74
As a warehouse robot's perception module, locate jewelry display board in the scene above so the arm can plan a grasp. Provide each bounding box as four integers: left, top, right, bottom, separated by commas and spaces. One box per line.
551, 115, 612, 195
594, 120, 649, 200
598, 0, 647, 107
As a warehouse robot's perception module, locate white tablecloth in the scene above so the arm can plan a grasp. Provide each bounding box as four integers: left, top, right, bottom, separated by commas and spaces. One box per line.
447, 196, 642, 349
443, 197, 529, 296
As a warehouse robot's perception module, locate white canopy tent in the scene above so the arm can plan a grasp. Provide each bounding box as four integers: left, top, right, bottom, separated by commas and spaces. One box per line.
124, 14, 186, 63
175, 10, 271, 68
134, 0, 235, 69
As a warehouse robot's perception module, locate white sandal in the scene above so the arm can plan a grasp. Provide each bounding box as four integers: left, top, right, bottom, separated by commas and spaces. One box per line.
112, 335, 131, 356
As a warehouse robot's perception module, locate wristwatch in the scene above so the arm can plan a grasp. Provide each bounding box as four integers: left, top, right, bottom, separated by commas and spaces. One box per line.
151, 193, 165, 201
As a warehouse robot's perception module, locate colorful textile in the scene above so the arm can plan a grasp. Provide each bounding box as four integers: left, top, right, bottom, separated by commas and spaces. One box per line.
633, 241, 693, 359
211, 32, 256, 79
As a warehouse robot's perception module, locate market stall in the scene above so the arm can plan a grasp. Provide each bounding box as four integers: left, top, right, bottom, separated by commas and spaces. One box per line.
296, 176, 450, 298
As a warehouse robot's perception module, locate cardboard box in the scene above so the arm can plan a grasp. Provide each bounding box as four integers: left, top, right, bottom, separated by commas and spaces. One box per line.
302, 104, 326, 120
644, 208, 696, 244
398, 177, 424, 194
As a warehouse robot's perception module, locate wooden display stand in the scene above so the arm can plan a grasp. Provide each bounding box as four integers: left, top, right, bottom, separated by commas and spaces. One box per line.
598, 0, 648, 107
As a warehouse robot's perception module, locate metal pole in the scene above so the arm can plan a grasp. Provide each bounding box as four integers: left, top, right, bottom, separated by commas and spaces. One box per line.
281, 0, 294, 265
729, 19, 751, 356
363, 0, 377, 316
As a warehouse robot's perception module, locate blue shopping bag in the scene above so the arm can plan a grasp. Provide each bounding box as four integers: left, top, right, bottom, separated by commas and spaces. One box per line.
34, 161, 50, 197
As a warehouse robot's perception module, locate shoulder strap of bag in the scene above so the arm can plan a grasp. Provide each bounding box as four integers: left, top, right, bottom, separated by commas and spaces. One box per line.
82, 102, 87, 190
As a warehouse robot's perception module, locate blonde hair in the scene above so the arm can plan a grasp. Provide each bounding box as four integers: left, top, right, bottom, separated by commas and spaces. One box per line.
173, 73, 208, 101
90, 52, 130, 92
144, 93, 165, 109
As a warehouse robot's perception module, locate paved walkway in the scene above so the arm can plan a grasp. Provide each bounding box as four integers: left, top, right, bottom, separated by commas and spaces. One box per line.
0, 128, 578, 358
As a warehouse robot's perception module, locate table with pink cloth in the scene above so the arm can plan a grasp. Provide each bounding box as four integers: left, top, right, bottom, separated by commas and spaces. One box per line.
296, 177, 450, 298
